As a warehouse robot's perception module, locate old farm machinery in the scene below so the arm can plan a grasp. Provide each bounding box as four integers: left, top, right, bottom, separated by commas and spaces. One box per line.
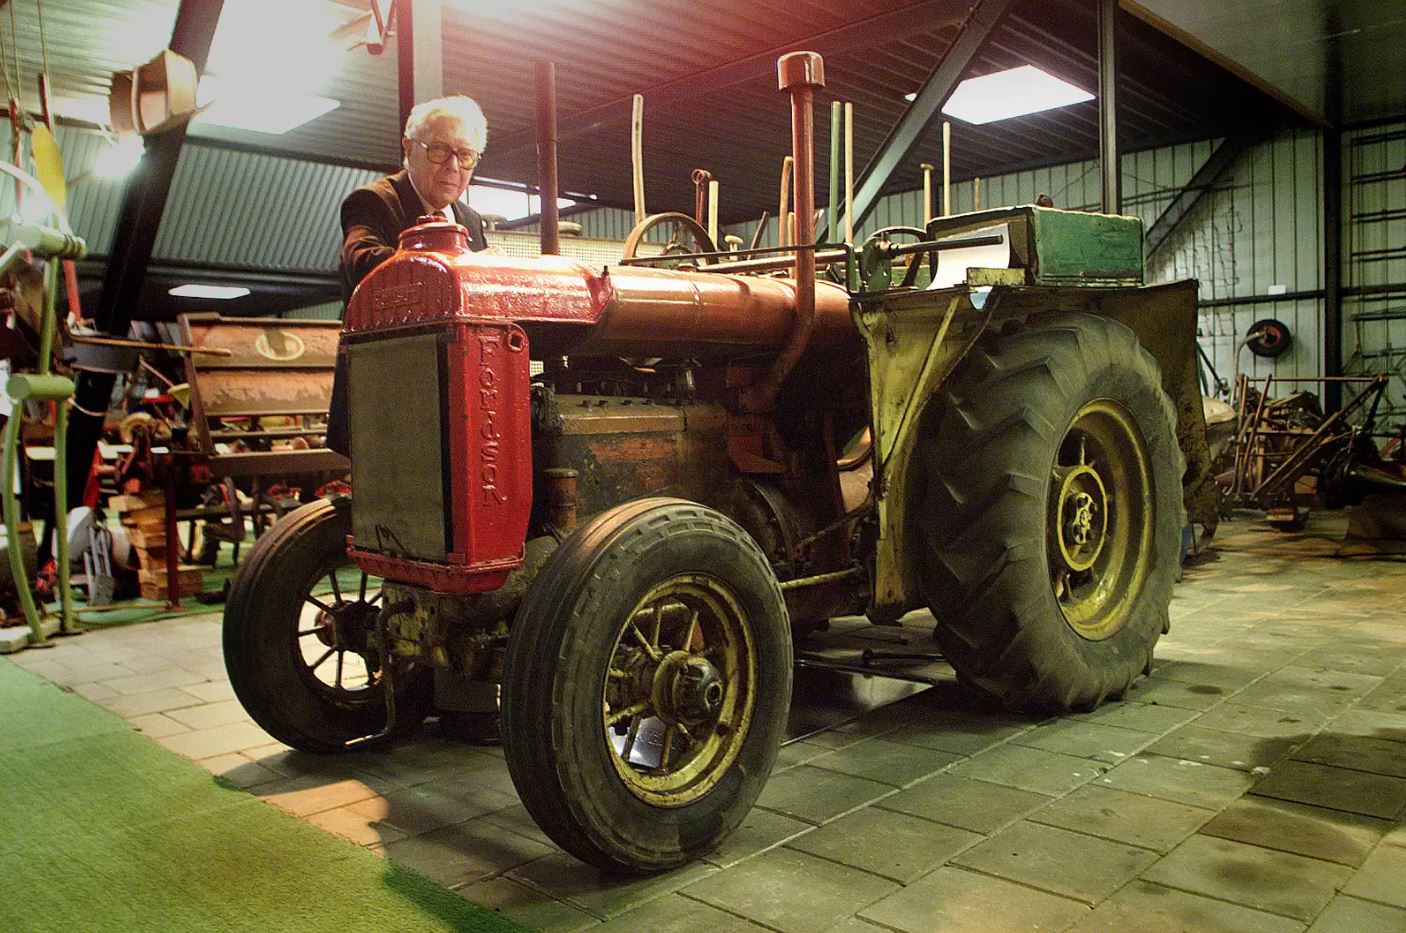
224, 52, 1213, 872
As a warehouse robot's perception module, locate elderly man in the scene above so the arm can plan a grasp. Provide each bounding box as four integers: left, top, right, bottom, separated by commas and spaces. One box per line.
338, 94, 490, 301
327, 94, 490, 456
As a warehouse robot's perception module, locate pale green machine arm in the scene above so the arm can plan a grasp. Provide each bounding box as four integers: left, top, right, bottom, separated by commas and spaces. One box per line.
2, 220, 87, 645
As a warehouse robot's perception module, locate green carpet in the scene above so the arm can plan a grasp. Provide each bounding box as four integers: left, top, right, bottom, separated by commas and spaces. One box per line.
0, 660, 521, 933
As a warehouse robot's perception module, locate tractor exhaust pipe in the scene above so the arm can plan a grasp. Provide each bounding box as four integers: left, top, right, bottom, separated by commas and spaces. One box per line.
536, 61, 560, 256
744, 50, 824, 413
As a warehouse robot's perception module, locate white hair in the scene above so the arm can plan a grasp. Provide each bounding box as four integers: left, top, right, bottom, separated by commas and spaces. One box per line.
403, 95, 488, 152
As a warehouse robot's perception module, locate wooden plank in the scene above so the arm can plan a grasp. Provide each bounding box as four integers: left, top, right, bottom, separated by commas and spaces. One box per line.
193, 370, 336, 418
181, 316, 340, 369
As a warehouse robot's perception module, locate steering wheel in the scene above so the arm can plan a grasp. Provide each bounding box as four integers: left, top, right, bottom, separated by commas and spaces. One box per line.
622, 212, 717, 268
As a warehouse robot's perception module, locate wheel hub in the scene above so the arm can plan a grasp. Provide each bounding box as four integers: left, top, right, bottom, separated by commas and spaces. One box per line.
1054, 462, 1108, 573
314, 601, 373, 655
651, 650, 726, 728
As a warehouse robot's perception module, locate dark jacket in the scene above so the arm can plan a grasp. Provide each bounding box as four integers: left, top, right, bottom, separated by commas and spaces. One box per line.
339, 169, 489, 303
327, 170, 489, 455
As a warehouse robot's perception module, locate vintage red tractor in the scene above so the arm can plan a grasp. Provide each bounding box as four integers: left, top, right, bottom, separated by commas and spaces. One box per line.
224, 52, 1213, 872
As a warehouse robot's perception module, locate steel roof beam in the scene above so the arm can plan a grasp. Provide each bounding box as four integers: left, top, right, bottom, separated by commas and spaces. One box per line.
1145, 127, 1264, 260
488, 1, 970, 163
831, 0, 1013, 239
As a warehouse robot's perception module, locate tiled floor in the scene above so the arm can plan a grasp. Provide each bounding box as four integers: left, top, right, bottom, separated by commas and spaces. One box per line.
9, 511, 1406, 932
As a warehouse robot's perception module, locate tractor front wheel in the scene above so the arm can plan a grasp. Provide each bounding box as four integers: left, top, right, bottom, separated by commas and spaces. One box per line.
502, 498, 791, 873
918, 313, 1184, 712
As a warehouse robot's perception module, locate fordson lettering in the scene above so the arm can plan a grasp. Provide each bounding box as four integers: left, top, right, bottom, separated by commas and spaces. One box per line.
479, 336, 506, 506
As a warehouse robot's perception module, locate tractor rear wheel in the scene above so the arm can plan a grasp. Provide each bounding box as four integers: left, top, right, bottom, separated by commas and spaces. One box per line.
502, 498, 791, 873
223, 497, 431, 752
917, 313, 1183, 712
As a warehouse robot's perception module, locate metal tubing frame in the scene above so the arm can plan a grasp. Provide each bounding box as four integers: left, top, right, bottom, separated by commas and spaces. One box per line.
1098, 0, 1120, 214
1324, 126, 1343, 412
536, 61, 560, 256
821, 0, 1013, 242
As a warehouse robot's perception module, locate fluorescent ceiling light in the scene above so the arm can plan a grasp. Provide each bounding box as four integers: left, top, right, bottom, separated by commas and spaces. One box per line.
93, 137, 145, 179
169, 284, 250, 300
904, 92, 917, 102
196, 76, 339, 135
940, 65, 1093, 125
467, 184, 576, 222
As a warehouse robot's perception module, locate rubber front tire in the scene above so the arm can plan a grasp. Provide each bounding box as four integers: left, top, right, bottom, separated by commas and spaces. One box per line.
223, 497, 430, 752
502, 498, 792, 874
918, 313, 1184, 712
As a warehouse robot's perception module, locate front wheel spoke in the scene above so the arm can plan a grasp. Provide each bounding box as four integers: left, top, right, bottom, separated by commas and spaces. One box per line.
310, 647, 335, 672
358, 571, 368, 602
334, 650, 345, 688
683, 609, 701, 652
621, 716, 641, 760
674, 721, 694, 744
650, 603, 664, 647
659, 724, 677, 771
297, 627, 323, 638
328, 570, 343, 601
606, 699, 651, 728
629, 623, 663, 662
306, 594, 335, 614
368, 590, 384, 606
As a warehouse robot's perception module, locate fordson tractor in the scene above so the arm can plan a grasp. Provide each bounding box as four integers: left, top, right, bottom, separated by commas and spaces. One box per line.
224, 52, 1213, 872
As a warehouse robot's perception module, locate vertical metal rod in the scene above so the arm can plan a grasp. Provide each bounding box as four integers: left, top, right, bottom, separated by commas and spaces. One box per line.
631, 94, 646, 223
941, 121, 952, 216
3, 408, 44, 643
535, 61, 560, 256
708, 179, 719, 247
828, 101, 841, 240
778, 156, 793, 249
1323, 127, 1343, 412
843, 101, 854, 243
974, 176, 982, 210
1097, 0, 1121, 213
921, 163, 934, 224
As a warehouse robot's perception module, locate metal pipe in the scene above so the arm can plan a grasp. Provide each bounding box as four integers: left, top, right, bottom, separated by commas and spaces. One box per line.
535, 62, 560, 256
843, 101, 854, 243
692, 168, 712, 226
777, 156, 793, 249
708, 178, 719, 248
974, 176, 981, 210
828, 101, 841, 241
743, 51, 824, 414
942, 122, 952, 217
631, 94, 646, 223
1097, 0, 1121, 213
921, 162, 934, 224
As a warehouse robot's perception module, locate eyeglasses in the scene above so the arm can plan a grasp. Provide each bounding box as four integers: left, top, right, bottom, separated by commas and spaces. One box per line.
414, 139, 481, 168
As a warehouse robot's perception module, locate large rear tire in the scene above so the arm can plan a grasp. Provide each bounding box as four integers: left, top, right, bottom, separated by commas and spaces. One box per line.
223, 498, 430, 752
502, 498, 791, 873
918, 313, 1183, 712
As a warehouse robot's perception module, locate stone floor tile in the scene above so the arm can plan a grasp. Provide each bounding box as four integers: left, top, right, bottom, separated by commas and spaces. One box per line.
702, 807, 813, 869
98, 686, 204, 718
349, 782, 506, 837
97, 666, 208, 695
1013, 718, 1154, 764
595, 894, 764, 931
1141, 835, 1352, 922
683, 847, 898, 933
785, 805, 981, 883
477, 803, 555, 849
950, 820, 1158, 904
1199, 796, 1389, 866
1229, 666, 1384, 716
1309, 895, 1406, 933
964, 739, 1112, 793
1072, 879, 1305, 933
1071, 701, 1200, 734
255, 775, 387, 817
513, 852, 718, 921
305, 803, 407, 848
1341, 843, 1406, 908
805, 738, 961, 788
162, 698, 251, 730
127, 712, 189, 738
1096, 753, 1256, 809
773, 739, 838, 770
178, 679, 239, 704
882, 709, 1035, 756
1327, 708, 1406, 744
68, 680, 121, 702
1123, 674, 1234, 710
1147, 724, 1302, 772
858, 865, 1087, 932
1251, 760, 1406, 819
454, 876, 599, 932
1030, 785, 1214, 852
1287, 730, 1406, 781
876, 773, 1051, 834
1192, 702, 1327, 740
154, 721, 274, 760
819, 917, 888, 933
202, 753, 281, 789
755, 765, 894, 825
1151, 659, 1276, 692
382, 815, 554, 889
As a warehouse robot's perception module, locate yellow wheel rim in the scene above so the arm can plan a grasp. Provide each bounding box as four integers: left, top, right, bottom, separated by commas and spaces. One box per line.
1049, 399, 1154, 640
601, 574, 756, 808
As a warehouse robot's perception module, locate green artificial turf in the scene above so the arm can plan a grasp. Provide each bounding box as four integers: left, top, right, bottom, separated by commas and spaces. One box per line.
0, 659, 520, 933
